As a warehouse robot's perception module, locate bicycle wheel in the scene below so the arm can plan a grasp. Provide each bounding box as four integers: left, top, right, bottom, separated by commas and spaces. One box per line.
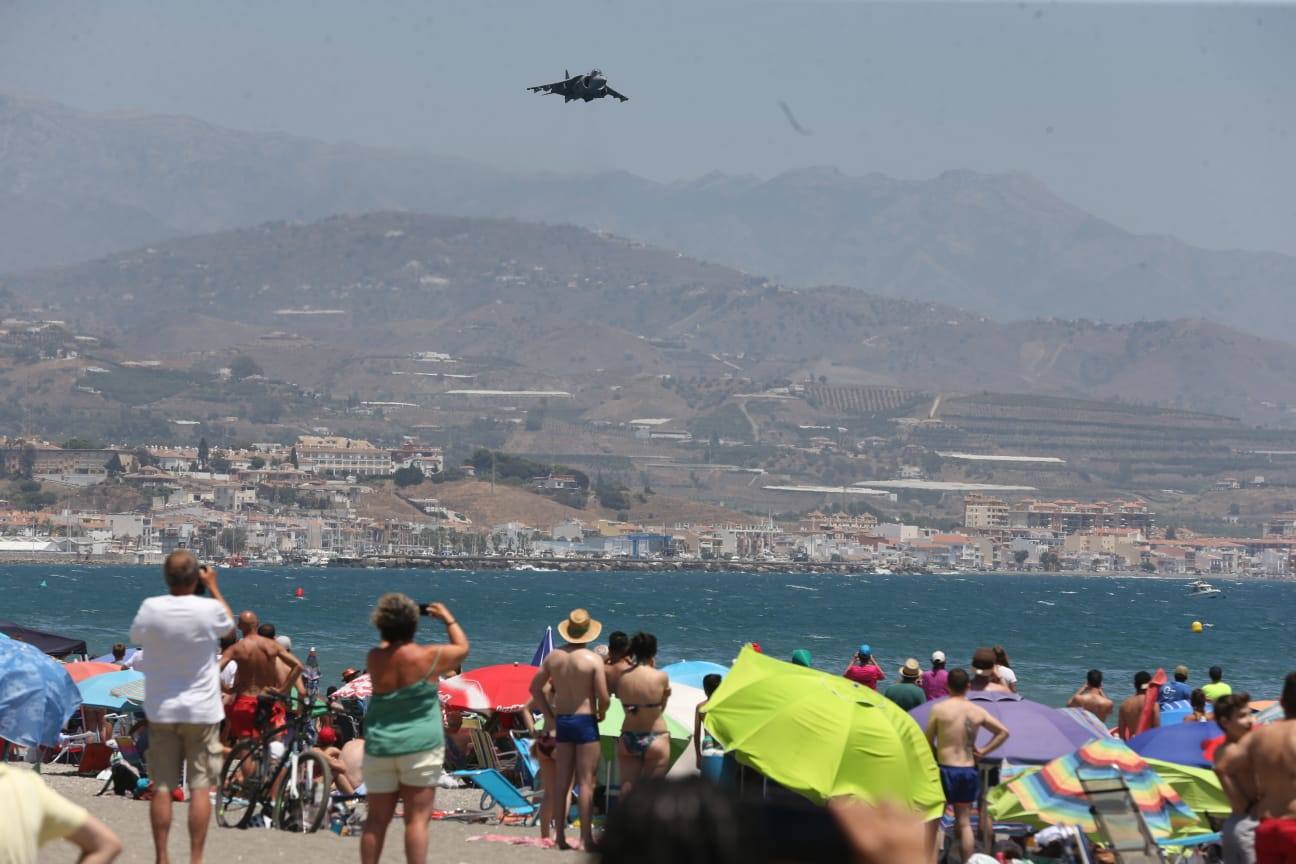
216, 739, 269, 829
273, 751, 332, 833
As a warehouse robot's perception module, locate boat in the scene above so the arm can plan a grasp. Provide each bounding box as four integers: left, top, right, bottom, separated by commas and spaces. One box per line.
1186, 579, 1223, 598
511, 562, 557, 572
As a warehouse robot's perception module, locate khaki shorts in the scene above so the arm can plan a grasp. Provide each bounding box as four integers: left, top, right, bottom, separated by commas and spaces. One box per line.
149, 722, 222, 791
362, 746, 444, 794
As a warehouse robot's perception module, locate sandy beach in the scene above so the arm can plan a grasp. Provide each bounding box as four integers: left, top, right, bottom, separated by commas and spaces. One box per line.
35, 769, 587, 864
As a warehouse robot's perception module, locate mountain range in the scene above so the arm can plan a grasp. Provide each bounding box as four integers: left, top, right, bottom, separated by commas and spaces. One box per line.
2, 91, 1294, 340
6, 211, 1296, 424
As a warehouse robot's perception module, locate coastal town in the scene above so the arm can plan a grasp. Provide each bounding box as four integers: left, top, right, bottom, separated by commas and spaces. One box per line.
3, 432, 1296, 578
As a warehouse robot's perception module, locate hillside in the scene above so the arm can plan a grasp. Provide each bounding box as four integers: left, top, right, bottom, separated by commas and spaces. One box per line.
5, 212, 1296, 424
2, 93, 1294, 338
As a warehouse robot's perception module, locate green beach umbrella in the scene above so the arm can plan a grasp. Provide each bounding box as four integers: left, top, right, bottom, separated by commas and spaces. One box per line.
703, 646, 944, 817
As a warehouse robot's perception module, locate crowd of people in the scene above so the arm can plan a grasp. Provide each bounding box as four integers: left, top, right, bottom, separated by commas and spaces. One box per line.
5, 552, 1296, 864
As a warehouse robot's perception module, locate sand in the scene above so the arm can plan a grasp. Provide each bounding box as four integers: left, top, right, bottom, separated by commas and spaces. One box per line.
36, 770, 591, 864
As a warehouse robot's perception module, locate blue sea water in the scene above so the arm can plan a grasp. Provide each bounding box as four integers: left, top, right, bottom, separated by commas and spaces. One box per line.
1, 565, 1291, 707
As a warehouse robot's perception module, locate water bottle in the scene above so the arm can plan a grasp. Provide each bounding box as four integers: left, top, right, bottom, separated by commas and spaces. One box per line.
304, 647, 321, 706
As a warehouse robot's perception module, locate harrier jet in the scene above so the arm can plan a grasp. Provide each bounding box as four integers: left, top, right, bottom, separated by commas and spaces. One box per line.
527, 69, 628, 103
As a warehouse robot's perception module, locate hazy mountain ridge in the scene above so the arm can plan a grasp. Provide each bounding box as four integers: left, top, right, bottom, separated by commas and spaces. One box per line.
5, 211, 1296, 424
2, 93, 1294, 339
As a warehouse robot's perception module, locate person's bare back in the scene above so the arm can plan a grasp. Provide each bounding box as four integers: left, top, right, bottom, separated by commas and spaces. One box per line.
1241, 720, 1296, 820
928, 698, 1003, 768
1069, 687, 1114, 723
546, 645, 607, 717
1117, 694, 1146, 740
224, 634, 288, 696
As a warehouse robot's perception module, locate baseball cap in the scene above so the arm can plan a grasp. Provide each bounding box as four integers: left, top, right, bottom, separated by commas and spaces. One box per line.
931, 650, 946, 663
1174, 665, 1189, 679
275, 635, 293, 651
858, 644, 872, 656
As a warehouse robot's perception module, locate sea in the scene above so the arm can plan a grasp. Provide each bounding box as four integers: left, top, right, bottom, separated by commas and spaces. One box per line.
2, 565, 1292, 707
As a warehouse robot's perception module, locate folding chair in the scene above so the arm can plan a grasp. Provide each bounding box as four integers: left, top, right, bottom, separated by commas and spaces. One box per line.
1081, 775, 1165, 863
510, 732, 541, 789
466, 727, 519, 780
448, 768, 541, 825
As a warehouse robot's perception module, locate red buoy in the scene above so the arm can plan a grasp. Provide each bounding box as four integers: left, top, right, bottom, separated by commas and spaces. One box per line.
294, 587, 305, 599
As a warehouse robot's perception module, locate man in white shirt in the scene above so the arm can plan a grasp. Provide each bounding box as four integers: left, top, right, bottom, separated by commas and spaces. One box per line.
130, 550, 234, 864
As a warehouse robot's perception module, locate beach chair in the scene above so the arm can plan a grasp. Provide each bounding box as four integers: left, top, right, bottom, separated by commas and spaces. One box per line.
510, 732, 541, 789
466, 727, 519, 779
448, 768, 541, 825
1082, 775, 1165, 863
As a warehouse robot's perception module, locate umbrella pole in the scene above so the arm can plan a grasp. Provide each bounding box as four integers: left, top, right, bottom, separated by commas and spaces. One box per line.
978, 763, 993, 853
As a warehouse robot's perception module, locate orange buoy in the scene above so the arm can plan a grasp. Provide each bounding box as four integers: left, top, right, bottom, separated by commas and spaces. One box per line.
295, 587, 305, 599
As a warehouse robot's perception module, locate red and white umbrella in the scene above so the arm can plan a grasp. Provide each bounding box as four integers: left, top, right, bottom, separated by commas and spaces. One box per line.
333, 673, 372, 701
440, 663, 539, 713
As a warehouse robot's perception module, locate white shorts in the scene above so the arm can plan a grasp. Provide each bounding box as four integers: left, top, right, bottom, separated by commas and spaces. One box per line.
362, 746, 444, 794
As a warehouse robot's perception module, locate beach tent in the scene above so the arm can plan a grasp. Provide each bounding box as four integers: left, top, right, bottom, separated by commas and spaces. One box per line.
704, 646, 944, 816
0, 620, 87, 659
987, 737, 1203, 841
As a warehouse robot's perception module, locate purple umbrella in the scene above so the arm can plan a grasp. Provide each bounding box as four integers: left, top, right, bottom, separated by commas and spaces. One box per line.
909, 692, 1102, 764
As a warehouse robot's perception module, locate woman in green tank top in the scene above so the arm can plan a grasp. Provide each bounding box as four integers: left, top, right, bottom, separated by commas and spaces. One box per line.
360, 594, 469, 864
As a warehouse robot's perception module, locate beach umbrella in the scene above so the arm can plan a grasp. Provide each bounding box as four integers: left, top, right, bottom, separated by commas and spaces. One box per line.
530, 627, 554, 667
111, 677, 146, 706
0, 638, 83, 748
440, 663, 539, 713
77, 669, 144, 710
1058, 707, 1114, 741
703, 646, 944, 815
663, 682, 707, 778
1254, 702, 1285, 725
987, 737, 1202, 840
64, 661, 124, 683
662, 660, 728, 690
334, 672, 372, 701
1127, 722, 1220, 769
910, 692, 1101, 765
1144, 758, 1230, 823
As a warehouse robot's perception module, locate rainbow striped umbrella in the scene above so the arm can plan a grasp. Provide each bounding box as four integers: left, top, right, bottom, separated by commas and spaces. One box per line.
988, 736, 1202, 840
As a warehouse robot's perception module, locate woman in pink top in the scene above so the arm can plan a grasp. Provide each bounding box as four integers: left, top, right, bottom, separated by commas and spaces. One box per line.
921, 650, 949, 700
843, 644, 886, 690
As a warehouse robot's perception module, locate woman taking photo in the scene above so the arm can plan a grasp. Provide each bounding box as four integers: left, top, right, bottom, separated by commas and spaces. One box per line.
360, 595, 469, 864
616, 632, 672, 797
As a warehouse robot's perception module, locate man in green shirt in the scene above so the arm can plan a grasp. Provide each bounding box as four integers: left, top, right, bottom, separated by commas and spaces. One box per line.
1202, 665, 1233, 701
884, 658, 928, 711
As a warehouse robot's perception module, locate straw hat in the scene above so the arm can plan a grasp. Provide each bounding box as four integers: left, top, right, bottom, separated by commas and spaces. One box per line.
899, 658, 921, 680
557, 608, 602, 644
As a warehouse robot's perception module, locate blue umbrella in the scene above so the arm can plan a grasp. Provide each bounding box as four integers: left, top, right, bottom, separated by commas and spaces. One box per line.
662, 660, 729, 690
0, 639, 82, 747
1127, 721, 1220, 769
530, 626, 554, 667
91, 647, 140, 665
77, 669, 144, 710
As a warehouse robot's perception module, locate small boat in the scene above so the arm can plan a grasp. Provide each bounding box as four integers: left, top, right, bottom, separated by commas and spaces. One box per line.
1186, 579, 1223, 598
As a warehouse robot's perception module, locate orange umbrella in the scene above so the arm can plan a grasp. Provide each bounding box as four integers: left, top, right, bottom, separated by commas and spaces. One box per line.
63, 661, 123, 683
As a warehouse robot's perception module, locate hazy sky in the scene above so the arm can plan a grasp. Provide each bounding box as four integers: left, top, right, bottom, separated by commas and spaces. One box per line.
2, 0, 1293, 255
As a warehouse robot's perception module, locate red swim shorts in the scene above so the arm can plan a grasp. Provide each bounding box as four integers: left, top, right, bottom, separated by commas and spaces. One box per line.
225, 694, 285, 740
1257, 818, 1296, 864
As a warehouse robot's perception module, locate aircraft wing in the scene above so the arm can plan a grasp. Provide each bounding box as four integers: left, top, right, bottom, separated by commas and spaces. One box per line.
527, 80, 567, 95
605, 86, 629, 103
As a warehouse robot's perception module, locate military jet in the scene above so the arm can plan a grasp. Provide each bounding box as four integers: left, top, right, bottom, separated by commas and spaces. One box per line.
527, 69, 628, 103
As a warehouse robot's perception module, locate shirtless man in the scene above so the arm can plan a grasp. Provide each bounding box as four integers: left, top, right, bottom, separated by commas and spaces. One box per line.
1212, 693, 1257, 864
604, 631, 634, 695
1117, 671, 1160, 741
1067, 669, 1115, 723
924, 667, 1011, 864
529, 609, 609, 851
218, 615, 303, 743
1233, 672, 1296, 864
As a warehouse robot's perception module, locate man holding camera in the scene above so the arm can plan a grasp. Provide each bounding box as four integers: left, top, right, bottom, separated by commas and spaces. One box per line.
129, 550, 235, 864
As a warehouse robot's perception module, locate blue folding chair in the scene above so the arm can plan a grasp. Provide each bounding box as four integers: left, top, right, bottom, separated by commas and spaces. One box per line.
449, 768, 541, 825
510, 733, 541, 789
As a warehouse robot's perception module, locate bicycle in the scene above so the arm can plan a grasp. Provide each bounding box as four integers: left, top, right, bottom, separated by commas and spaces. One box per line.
216, 692, 333, 833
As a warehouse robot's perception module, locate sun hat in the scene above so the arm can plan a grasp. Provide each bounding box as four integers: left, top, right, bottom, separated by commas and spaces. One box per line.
900, 658, 921, 679
858, 644, 872, 657
557, 608, 602, 644
931, 650, 946, 663
275, 635, 293, 651
791, 649, 813, 668
972, 646, 997, 675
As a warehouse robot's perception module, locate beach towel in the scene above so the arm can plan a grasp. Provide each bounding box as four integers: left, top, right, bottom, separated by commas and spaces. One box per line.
467, 834, 556, 848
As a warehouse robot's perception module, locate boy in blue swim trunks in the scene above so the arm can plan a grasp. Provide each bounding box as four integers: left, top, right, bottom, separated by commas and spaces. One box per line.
529, 608, 609, 851
924, 667, 1011, 864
